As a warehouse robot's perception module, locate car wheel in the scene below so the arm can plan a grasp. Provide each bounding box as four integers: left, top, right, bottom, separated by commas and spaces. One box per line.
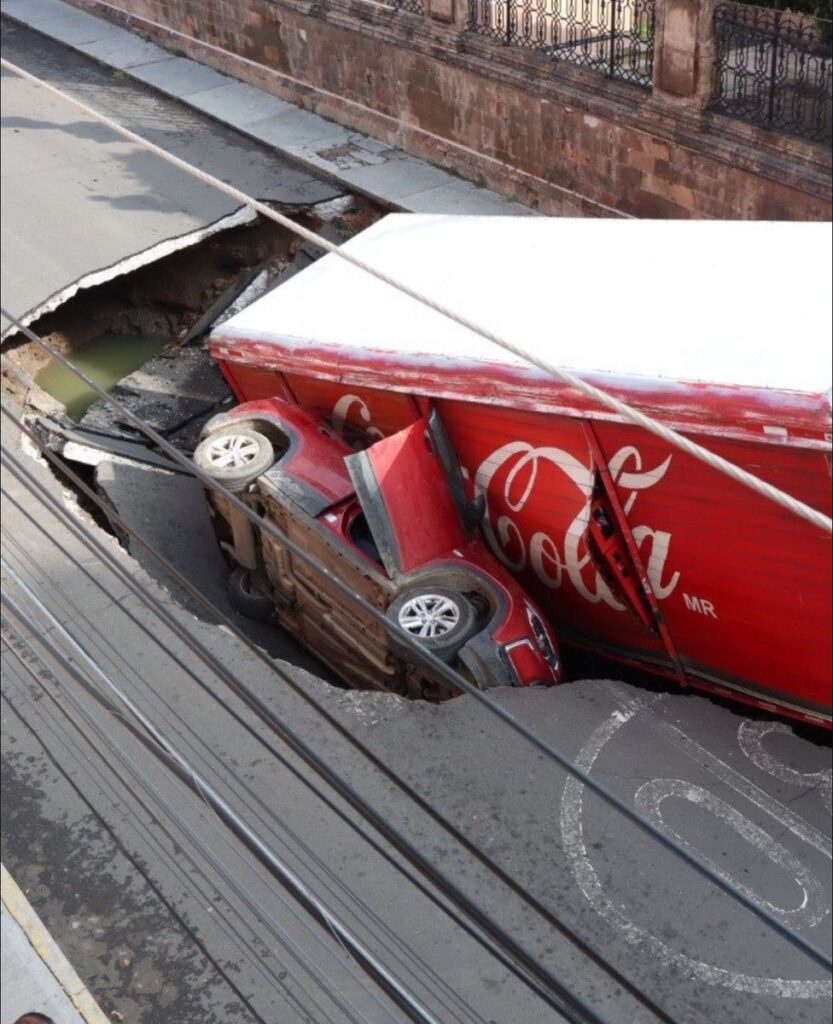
387, 587, 477, 662
227, 567, 274, 622
194, 428, 275, 492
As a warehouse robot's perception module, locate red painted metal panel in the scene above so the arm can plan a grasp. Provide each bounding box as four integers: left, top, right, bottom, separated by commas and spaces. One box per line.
216, 359, 293, 403
282, 373, 420, 446
593, 421, 833, 717
208, 354, 832, 724
434, 398, 673, 661
210, 345, 832, 449
358, 418, 466, 574
222, 398, 355, 508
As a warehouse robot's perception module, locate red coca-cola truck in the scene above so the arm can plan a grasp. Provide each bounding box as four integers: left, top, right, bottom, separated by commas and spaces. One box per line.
208, 215, 833, 727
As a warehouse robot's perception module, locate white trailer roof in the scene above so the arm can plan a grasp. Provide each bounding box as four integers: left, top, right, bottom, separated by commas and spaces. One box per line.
216, 215, 833, 396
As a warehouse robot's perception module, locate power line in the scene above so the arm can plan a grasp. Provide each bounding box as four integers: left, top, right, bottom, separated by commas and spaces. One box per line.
0, 571, 446, 1024
0, 430, 670, 1024
0, 639, 378, 1024
2, 60, 829, 532
0, 502, 491, 1024
2, 320, 831, 974
1, 424, 620, 1024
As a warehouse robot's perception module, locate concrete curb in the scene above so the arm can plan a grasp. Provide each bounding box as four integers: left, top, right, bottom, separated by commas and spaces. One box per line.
1, 0, 538, 217
1, 864, 111, 1024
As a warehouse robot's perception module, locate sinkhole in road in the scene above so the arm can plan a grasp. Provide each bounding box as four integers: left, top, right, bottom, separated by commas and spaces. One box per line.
1, 195, 673, 705
1, 197, 421, 697
35, 331, 171, 421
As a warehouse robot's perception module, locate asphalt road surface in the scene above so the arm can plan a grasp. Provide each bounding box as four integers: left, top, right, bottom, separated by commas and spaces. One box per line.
1, 20, 831, 1024
0, 17, 342, 334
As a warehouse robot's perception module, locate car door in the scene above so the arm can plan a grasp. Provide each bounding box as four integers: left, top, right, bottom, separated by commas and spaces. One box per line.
345, 409, 470, 578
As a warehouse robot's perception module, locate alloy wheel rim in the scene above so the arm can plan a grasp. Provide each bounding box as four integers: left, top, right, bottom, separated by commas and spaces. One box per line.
207, 434, 261, 469
398, 594, 460, 639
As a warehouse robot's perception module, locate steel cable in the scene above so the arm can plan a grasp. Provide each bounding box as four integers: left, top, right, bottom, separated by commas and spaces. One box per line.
1, 428, 620, 1024
0, 579, 446, 1024
0, 647, 380, 1024
2, 320, 831, 974
0, 510, 489, 1024
0, 416, 685, 1022
0, 623, 411, 1024
1, 60, 829, 533
0, 398, 706, 1024
0, 535, 424, 1024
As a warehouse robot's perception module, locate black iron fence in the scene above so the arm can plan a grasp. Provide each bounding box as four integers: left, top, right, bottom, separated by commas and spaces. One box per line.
467, 0, 656, 88
712, 2, 833, 143
377, 0, 426, 13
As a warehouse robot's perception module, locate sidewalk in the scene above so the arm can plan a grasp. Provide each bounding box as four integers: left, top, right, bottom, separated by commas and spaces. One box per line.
1, 865, 110, 1024
1, 0, 537, 217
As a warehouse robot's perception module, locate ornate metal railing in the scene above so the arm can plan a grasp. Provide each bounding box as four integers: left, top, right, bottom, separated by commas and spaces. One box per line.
467, 0, 656, 88
712, 2, 832, 143
376, 0, 426, 13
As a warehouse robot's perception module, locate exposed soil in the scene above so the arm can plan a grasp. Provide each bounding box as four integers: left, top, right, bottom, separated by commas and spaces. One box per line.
1, 196, 381, 398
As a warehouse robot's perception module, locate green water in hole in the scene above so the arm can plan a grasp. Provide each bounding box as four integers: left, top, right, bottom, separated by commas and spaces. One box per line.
35, 332, 171, 421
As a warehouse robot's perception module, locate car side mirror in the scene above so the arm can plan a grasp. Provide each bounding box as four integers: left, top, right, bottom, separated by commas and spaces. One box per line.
463, 493, 486, 535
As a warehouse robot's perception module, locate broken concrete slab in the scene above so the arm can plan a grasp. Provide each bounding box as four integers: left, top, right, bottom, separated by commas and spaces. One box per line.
79, 346, 232, 440
94, 457, 231, 614
180, 266, 264, 344
210, 269, 271, 331
1, 22, 346, 337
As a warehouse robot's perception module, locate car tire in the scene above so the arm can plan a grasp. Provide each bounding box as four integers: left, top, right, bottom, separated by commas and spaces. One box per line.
194, 428, 275, 492
387, 587, 477, 662
227, 568, 274, 622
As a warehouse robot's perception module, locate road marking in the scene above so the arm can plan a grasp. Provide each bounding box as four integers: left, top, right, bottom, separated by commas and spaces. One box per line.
634, 778, 826, 928
559, 691, 831, 998
739, 719, 833, 816
607, 684, 832, 860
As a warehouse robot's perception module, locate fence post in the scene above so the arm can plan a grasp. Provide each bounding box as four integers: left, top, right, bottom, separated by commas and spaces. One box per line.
609, 0, 618, 79
767, 0, 784, 124
653, 0, 718, 107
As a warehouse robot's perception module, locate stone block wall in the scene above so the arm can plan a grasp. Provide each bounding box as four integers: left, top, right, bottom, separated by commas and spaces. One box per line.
73, 0, 832, 218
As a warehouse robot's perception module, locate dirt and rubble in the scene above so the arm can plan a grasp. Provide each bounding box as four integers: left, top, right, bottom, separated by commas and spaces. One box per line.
1, 198, 377, 399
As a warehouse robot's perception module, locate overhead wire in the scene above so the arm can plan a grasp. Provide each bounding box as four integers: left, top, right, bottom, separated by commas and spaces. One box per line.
0, 532, 423, 1024
2, 320, 831, 976
1, 432, 620, 1024
0, 507, 489, 1024
0, 394, 731, 1024
0, 623, 409, 1024
1, 58, 830, 534
0, 48, 829, 1024
0, 689, 281, 1024
0, 573, 447, 1024
0, 639, 379, 1024
0, 412, 686, 1023
0, 472, 608, 1024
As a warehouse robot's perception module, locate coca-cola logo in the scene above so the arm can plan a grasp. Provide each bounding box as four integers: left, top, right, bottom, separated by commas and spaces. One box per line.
330, 395, 680, 610
472, 442, 680, 609
331, 394, 384, 450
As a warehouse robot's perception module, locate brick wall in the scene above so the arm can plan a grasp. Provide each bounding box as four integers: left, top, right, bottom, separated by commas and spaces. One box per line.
73, 0, 832, 218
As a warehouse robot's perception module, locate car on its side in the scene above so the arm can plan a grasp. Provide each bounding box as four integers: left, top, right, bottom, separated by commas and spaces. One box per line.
193, 398, 562, 700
